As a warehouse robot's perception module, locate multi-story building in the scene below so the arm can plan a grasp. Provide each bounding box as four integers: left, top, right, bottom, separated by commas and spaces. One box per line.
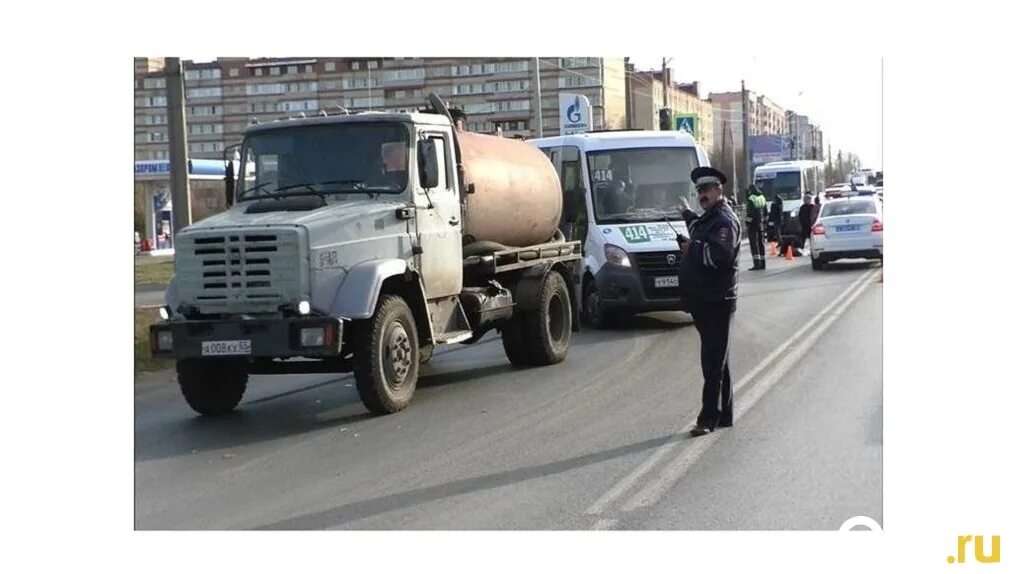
783, 112, 825, 161
709, 90, 789, 157
134, 57, 630, 161
626, 70, 714, 151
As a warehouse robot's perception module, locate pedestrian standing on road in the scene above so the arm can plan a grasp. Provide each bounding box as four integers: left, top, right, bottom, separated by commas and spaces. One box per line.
745, 184, 767, 270
798, 192, 815, 249
768, 194, 785, 248
676, 167, 741, 437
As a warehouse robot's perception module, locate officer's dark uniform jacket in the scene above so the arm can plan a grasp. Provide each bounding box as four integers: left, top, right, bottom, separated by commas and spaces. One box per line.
678, 201, 741, 308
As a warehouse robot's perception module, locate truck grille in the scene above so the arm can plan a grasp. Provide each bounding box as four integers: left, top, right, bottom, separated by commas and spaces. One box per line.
175, 228, 305, 313
633, 250, 683, 300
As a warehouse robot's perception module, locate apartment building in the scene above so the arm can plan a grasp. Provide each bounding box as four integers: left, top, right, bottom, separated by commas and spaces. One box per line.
709, 90, 789, 157
627, 70, 715, 151
134, 57, 630, 160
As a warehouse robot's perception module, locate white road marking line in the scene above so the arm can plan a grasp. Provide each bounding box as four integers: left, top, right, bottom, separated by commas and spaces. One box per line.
583, 269, 877, 523
619, 269, 877, 512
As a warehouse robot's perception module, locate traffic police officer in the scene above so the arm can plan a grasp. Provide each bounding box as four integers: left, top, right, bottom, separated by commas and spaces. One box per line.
745, 184, 767, 270
677, 166, 741, 437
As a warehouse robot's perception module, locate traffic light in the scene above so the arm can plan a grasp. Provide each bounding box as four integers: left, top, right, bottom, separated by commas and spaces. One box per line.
659, 108, 672, 131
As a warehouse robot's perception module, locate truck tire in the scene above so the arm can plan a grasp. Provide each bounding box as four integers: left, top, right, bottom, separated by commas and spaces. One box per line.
522, 271, 572, 365
583, 281, 617, 329
177, 358, 248, 416
352, 295, 420, 415
501, 312, 533, 367
811, 256, 825, 271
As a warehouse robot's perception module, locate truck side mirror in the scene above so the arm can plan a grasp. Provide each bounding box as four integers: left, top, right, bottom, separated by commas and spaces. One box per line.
418, 139, 439, 190
224, 161, 235, 208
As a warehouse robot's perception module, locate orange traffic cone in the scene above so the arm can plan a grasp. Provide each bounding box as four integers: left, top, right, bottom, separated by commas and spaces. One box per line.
785, 244, 794, 261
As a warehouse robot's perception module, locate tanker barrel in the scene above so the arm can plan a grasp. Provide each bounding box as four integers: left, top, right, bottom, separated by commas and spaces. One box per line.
457, 130, 563, 248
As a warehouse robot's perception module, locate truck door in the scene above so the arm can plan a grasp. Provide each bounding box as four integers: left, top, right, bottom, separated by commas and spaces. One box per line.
415, 131, 463, 298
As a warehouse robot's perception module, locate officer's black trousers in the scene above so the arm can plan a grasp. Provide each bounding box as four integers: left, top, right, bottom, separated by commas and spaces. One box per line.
749, 224, 765, 268
691, 303, 734, 428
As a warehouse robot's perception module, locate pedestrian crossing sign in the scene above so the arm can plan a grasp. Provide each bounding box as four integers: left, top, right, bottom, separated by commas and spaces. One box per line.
675, 115, 697, 136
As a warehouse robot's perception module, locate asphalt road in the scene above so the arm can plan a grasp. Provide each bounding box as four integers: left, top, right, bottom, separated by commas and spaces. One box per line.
135, 245, 882, 530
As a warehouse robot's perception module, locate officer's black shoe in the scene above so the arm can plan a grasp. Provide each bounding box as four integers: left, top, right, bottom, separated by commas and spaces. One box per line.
718, 420, 733, 428
690, 426, 714, 437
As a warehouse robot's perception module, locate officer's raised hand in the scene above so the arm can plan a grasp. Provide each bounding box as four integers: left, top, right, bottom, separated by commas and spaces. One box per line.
677, 196, 691, 214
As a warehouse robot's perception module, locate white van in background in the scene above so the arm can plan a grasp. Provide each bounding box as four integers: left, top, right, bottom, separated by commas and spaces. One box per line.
753, 160, 826, 247
530, 130, 710, 327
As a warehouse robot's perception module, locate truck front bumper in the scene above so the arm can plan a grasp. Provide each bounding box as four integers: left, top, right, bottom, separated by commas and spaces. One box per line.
150, 316, 343, 360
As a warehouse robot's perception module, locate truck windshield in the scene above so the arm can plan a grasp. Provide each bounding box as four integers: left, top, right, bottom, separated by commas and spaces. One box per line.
238, 122, 410, 201
755, 170, 802, 201
586, 147, 699, 224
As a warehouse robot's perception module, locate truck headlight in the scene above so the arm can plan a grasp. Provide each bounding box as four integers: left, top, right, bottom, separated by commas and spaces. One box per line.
151, 328, 173, 353
298, 301, 311, 315
604, 244, 632, 268
300, 327, 326, 347
159, 306, 170, 320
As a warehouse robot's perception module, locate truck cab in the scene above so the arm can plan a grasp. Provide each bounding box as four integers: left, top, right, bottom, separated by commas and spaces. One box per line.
529, 131, 710, 327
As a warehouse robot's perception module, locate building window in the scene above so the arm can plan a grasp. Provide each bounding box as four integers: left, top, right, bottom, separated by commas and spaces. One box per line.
271, 67, 281, 76
368, 60, 378, 70
352, 61, 360, 71
558, 74, 599, 88
186, 87, 222, 98
378, 68, 426, 83
305, 65, 313, 74
229, 68, 239, 77
255, 68, 263, 77
325, 61, 336, 72
288, 65, 298, 75
143, 77, 166, 89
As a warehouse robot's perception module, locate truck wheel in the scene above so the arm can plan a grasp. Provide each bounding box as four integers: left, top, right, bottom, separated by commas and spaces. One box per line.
583, 282, 616, 329
501, 312, 533, 367
522, 271, 572, 365
177, 358, 248, 416
352, 295, 420, 415
811, 256, 825, 271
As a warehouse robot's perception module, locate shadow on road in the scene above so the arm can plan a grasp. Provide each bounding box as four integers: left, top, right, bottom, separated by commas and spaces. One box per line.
820, 260, 881, 272
253, 433, 683, 530
418, 362, 517, 389
134, 379, 372, 463
136, 355, 520, 462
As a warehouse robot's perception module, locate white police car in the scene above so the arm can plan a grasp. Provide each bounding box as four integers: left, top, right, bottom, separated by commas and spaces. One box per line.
809, 191, 883, 270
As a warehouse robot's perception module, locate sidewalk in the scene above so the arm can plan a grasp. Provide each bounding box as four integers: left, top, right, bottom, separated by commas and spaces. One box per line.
135, 284, 166, 308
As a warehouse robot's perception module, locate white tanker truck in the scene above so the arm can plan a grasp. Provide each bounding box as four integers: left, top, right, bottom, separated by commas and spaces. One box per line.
150, 94, 581, 416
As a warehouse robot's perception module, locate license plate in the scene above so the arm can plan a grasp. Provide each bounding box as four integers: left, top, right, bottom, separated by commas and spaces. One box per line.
835, 224, 861, 232
201, 340, 252, 356
654, 276, 680, 288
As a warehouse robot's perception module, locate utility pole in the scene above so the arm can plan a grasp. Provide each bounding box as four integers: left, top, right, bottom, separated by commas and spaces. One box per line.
661, 57, 669, 108
741, 79, 750, 191
165, 57, 191, 237
624, 57, 632, 129
533, 57, 544, 137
